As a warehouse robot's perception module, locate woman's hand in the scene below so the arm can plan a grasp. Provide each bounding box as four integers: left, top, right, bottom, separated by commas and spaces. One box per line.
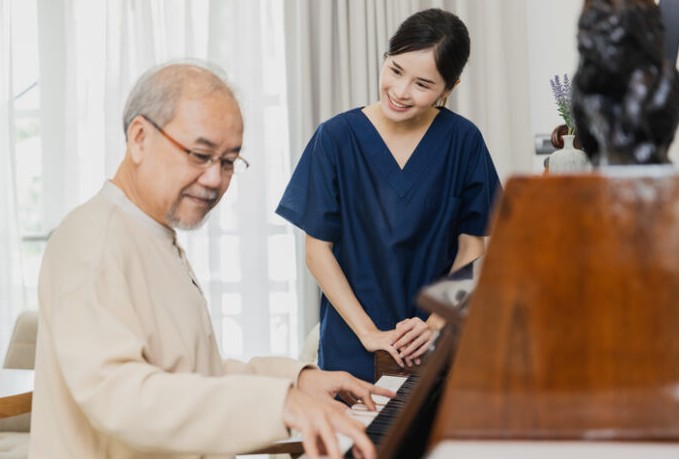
391, 318, 437, 366
359, 328, 409, 368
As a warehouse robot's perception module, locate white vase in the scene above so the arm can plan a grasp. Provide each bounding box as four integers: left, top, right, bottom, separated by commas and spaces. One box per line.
548, 135, 591, 174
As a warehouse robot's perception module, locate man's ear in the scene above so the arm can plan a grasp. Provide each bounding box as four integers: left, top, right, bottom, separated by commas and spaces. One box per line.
127, 117, 148, 165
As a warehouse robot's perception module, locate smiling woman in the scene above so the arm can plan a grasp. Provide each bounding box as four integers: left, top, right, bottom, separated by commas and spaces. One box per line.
276, 8, 501, 383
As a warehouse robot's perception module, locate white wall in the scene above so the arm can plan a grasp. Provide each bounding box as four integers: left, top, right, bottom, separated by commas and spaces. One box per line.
525, 0, 581, 170
524, 0, 679, 166
526, 0, 580, 135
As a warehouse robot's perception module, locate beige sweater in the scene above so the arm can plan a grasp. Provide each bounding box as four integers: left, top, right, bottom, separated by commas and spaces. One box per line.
30, 182, 307, 458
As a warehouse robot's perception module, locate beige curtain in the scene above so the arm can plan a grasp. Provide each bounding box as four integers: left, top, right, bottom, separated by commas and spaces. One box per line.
282, 0, 534, 335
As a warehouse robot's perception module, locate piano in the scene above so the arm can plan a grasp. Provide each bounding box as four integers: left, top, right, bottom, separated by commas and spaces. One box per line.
258, 172, 679, 459
429, 173, 679, 444
312, 172, 679, 458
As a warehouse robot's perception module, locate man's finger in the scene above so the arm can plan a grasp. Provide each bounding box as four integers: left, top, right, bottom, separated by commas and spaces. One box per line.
339, 420, 375, 459
301, 429, 321, 459
332, 415, 375, 459
356, 384, 395, 411
317, 419, 343, 459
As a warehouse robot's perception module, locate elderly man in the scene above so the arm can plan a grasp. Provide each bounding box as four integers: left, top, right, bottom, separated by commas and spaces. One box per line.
30, 62, 391, 459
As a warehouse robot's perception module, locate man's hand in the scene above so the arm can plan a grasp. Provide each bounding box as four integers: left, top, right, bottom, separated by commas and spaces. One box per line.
297, 368, 396, 411
283, 387, 374, 459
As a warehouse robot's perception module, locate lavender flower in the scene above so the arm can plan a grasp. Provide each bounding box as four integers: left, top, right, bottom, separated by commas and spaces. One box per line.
550, 74, 574, 135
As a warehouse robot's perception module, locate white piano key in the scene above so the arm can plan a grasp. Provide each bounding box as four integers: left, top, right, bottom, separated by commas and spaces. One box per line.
298, 374, 408, 458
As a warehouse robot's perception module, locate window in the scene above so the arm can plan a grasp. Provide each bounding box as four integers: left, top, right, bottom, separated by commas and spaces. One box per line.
4, 0, 301, 361
12, 0, 43, 311
177, 1, 300, 360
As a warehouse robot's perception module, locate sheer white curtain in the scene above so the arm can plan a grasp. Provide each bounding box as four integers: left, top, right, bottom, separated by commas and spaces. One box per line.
0, 0, 27, 358
454, 0, 534, 177
282, 0, 534, 336
35, 0, 298, 360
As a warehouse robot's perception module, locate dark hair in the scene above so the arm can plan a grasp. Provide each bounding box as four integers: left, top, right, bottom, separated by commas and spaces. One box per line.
387, 8, 470, 90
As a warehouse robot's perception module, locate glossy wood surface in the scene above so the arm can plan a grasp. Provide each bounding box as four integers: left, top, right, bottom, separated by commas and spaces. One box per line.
0, 369, 34, 419
432, 171, 679, 442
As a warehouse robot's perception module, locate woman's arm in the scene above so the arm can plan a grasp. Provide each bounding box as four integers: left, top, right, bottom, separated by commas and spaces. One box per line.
305, 234, 407, 367
394, 233, 487, 364
450, 233, 486, 273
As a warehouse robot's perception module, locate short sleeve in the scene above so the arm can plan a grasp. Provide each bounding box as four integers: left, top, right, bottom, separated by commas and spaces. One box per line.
276, 124, 342, 242
457, 134, 501, 236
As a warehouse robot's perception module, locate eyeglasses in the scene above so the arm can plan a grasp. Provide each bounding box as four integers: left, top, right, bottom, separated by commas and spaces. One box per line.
140, 114, 249, 175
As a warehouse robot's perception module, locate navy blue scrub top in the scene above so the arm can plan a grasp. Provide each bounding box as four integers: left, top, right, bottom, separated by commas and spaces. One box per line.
276, 107, 501, 382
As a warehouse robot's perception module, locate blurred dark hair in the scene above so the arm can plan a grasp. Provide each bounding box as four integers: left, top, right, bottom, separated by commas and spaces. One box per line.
572, 0, 679, 164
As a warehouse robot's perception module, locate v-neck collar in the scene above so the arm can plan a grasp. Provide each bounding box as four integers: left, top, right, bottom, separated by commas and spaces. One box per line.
349, 107, 447, 198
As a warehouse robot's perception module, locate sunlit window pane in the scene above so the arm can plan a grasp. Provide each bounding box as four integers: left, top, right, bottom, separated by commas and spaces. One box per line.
11, 0, 42, 313
218, 180, 239, 231
269, 292, 298, 357
269, 291, 296, 315
14, 117, 42, 234
220, 235, 242, 282
11, 0, 39, 110
221, 317, 243, 357
13, 83, 40, 111
188, 232, 211, 282
267, 234, 296, 281
221, 293, 242, 316
269, 314, 289, 356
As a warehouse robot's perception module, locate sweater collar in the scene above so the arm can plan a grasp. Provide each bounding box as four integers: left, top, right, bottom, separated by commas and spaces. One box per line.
100, 181, 176, 242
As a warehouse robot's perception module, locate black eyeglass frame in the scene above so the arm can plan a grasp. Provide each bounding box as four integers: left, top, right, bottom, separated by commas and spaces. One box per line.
140, 114, 249, 175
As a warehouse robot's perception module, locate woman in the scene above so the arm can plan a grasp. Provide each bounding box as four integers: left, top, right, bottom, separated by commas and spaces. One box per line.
276, 8, 501, 382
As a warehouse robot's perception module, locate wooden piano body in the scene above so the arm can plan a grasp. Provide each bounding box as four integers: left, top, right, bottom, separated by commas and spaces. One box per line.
378, 170, 679, 457
252, 170, 679, 458
430, 171, 679, 444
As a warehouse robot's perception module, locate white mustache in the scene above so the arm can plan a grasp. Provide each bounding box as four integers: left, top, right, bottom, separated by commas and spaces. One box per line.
184, 188, 218, 201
